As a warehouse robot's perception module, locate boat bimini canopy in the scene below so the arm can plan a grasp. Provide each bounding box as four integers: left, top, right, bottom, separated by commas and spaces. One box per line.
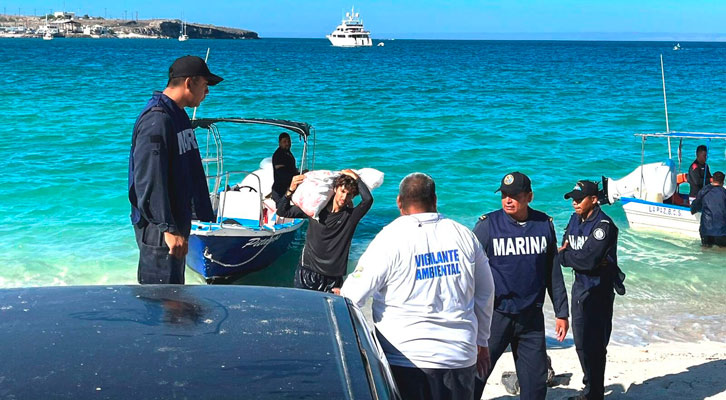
191, 118, 311, 138
635, 131, 726, 140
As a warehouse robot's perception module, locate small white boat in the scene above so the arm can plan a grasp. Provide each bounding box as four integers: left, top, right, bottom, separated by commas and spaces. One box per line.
601, 133, 726, 238
377, 42, 384, 47
178, 20, 189, 41
673, 43, 681, 51
326, 6, 372, 47
601, 56, 726, 238
187, 118, 313, 282
41, 15, 53, 40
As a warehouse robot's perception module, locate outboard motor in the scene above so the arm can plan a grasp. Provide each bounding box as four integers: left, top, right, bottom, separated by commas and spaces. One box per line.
601, 160, 677, 204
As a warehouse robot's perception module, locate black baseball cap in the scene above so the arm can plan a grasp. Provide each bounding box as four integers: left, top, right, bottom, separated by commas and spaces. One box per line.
168, 55, 224, 86
564, 180, 599, 201
496, 172, 532, 195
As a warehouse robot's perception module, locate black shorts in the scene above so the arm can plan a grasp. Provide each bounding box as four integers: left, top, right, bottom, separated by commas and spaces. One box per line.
293, 264, 342, 293
134, 223, 186, 284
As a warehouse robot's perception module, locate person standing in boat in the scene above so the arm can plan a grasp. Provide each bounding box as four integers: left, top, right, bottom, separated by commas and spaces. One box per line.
687, 145, 712, 203
128, 55, 223, 284
559, 180, 625, 400
472, 171, 569, 400
341, 173, 495, 400
271, 132, 298, 202
276, 169, 373, 293
690, 171, 726, 247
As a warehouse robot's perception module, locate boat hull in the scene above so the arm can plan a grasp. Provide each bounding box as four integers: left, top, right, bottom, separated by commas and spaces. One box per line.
326, 35, 372, 47
187, 220, 304, 281
621, 197, 700, 238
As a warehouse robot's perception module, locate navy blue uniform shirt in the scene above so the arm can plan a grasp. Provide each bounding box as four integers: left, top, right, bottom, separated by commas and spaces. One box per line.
560, 206, 623, 294
473, 208, 568, 318
690, 184, 726, 236
128, 92, 214, 236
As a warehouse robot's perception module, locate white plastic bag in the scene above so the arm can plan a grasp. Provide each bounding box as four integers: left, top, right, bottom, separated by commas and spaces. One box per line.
290, 168, 384, 219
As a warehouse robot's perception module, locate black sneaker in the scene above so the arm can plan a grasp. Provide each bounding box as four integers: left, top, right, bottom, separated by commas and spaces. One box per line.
501, 371, 519, 395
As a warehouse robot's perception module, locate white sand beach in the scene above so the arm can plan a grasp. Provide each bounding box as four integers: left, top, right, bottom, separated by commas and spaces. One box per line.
481, 341, 726, 399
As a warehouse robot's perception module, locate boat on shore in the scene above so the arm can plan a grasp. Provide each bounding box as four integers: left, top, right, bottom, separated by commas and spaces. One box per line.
187, 118, 313, 283
326, 6, 372, 47
602, 131, 726, 238
601, 56, 726, 238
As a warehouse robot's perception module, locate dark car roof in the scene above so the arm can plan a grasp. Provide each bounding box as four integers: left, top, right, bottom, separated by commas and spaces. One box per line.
0, 285, 375, 399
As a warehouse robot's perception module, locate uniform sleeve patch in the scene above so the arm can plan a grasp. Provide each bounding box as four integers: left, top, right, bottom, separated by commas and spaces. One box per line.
593, 228, 606, 240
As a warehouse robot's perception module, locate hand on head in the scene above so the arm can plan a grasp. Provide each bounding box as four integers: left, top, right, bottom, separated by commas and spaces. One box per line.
339, 169, 359, 180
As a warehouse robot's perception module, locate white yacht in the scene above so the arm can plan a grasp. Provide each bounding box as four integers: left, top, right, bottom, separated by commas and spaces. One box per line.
326, 7, 372, 47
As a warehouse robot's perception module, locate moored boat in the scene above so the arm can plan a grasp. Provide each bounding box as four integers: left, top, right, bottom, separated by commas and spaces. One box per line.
187, 118, 314, 282
326, 6, 372, 47
601, 132, 726, 238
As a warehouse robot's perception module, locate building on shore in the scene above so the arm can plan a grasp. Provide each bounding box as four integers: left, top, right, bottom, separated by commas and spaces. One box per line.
51, 19, 82, 34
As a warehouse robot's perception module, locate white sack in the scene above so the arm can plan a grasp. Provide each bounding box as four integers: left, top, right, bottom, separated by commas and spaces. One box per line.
290, 168, 384, 219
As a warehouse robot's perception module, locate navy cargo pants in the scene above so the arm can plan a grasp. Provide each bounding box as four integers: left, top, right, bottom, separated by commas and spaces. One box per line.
476, 305, 548, 400
134, 222, 186, 284
572, 283, 615, 400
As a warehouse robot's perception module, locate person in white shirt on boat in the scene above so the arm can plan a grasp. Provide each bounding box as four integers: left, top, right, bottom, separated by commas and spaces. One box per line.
341, 172, 495, 400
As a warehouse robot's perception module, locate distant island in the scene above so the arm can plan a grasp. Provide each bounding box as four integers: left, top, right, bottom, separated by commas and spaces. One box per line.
0, 11, 258, 39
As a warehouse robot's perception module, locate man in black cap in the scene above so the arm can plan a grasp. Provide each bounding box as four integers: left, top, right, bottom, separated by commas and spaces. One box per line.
128, 55, 223, 284
559, 180, 625, 400
473, 171, 569, 400
690, 171, 726, 247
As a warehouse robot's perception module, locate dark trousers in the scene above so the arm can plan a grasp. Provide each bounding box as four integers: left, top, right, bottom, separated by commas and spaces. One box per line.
478, 306, 548, 400
572, 286, 615, 400
134, 223, 185, 284
700, 235, 726, 247
293, 264, 342, 293
391, 364, 477, 400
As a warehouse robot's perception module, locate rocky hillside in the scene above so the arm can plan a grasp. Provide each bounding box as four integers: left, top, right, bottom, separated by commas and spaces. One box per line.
0, 14, 258, 39
111, 19, 258, 39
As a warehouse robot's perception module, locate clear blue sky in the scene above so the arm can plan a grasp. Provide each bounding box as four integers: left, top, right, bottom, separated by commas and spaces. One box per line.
2, 0, 726, 40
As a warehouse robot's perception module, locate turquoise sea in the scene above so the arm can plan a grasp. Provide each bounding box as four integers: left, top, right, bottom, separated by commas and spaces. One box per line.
1, 38, 724, 345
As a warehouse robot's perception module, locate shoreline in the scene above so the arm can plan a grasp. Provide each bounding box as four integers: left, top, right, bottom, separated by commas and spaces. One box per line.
482, 341, 726, 399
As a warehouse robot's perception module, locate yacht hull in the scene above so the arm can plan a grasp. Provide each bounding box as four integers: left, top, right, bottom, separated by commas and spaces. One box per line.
327, 35, 372, 47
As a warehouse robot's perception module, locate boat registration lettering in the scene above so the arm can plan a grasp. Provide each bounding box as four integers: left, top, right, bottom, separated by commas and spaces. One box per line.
241, 235, 281, 249
647, 205, 682, 217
